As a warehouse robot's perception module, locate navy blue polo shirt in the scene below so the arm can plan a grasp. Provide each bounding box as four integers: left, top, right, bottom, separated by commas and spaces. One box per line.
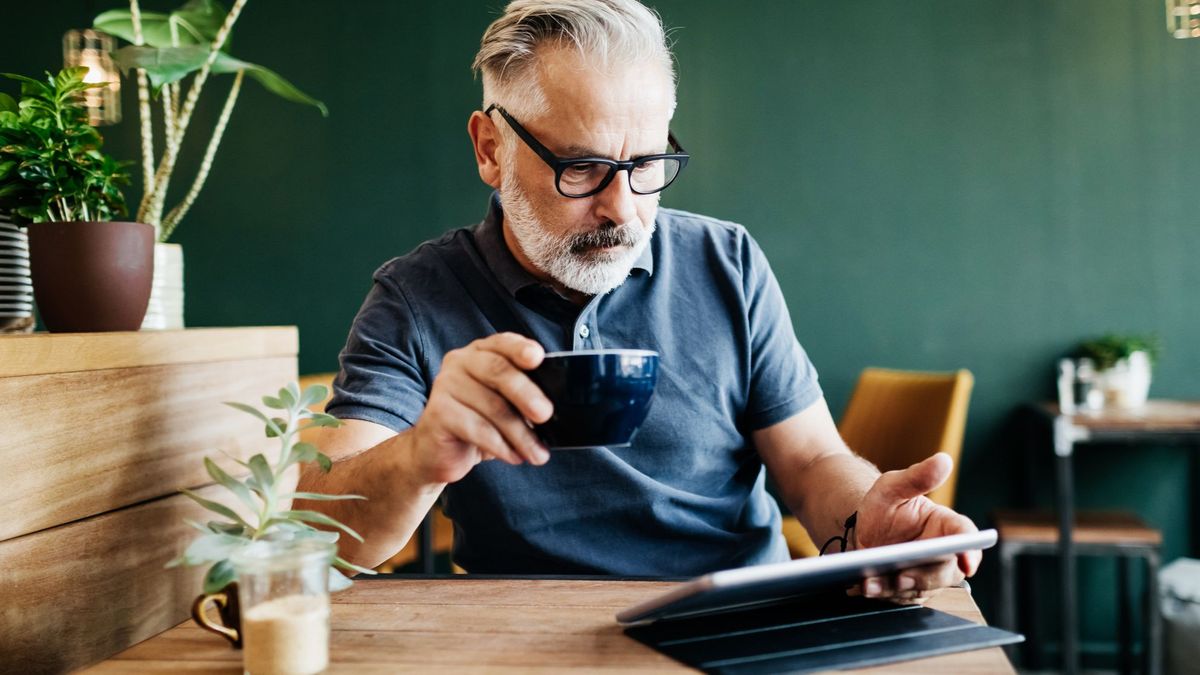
327, 193, 822, 576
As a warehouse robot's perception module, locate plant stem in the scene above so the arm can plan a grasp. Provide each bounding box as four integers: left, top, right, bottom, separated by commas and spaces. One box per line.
160, 70, 243, 239
141, 0, 248, 234
129, 0, 156, 230
161, 80, 176, 149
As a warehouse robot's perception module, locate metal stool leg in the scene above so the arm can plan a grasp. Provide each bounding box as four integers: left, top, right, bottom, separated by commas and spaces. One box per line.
1117, 554, 1132, 675
998, 543, 1019, 663
1144, 549, 1162, 675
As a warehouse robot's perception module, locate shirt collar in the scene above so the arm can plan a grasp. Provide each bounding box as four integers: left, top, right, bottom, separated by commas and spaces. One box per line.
474, 191, 654, 300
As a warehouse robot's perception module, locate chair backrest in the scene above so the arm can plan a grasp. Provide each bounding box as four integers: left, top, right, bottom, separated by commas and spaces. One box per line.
837, 368, 974, 508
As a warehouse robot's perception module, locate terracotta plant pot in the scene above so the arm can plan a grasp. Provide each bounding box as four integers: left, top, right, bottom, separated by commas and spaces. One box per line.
26, 220, 155, 332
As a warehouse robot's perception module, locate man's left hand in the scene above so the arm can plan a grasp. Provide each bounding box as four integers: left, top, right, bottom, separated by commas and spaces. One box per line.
850, 452, 981, 604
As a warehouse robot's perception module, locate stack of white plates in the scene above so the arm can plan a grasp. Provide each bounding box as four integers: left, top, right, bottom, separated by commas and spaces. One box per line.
0, 215, 34, 326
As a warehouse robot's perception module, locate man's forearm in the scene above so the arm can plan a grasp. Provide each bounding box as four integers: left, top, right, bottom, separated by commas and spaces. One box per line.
293, 429, 445, 569
784, 451, 879, 548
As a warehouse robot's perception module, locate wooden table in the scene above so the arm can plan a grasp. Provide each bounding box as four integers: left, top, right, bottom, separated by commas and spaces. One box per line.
0, 327, 298, 673
85, 577, 1014, 673
1031, 400, 1200, 675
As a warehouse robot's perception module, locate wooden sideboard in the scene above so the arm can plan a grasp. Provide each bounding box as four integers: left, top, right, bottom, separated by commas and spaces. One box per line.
0, 327, 299, 674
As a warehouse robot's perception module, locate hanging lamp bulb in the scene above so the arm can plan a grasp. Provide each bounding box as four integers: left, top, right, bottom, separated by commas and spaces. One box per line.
62, 28, 121, 126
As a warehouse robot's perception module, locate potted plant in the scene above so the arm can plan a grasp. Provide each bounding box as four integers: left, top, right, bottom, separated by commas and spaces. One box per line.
1078, 333, 1161, 409
92, 0, 327, 329
0, 67, 152, 333
173, 381, 374, 647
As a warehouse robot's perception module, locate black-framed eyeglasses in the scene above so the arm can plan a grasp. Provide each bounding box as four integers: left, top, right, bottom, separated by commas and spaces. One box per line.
484, 103, 689, 199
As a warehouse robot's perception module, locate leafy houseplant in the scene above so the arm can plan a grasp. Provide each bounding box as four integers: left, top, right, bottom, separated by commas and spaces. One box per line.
1078, 333, 1161, 409
0, 67, 153, 332
95, 0, 327, 240
93, 0, 327, 330
1078, 333, 1161, 371
0, 68, 129, 223
170, 382, 375, 595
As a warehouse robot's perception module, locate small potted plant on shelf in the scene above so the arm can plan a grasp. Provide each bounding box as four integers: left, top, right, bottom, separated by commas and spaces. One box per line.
93, 0, 328, 329
174, 381, 374, 650
0, 67, 151, 333
1078, 333, 1161, 409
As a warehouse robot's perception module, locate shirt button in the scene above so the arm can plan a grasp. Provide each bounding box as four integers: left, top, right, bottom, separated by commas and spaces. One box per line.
578, 324, 590, 339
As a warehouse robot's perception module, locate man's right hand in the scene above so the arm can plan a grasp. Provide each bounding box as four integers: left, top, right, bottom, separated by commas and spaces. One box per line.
406, 332, 554, 486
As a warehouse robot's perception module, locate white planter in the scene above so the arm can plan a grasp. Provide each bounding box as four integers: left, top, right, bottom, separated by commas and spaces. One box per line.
1100, 350, 1152, 409
140, 242, 184, 330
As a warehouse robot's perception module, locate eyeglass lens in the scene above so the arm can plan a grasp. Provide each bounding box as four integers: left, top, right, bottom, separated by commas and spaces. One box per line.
558, 157, 683, 197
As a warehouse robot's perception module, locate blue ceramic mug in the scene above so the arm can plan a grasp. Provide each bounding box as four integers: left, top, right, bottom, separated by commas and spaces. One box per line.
527, 349, 659, 449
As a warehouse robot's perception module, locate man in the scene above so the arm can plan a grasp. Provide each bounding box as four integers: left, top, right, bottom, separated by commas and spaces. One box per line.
298, 0, 980, 602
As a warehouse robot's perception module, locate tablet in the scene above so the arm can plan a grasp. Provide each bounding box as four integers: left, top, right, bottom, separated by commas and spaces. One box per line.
615, 529, 997, 625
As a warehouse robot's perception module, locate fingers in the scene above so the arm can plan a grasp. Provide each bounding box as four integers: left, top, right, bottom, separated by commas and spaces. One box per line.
857, 557, 964, 599
944, 511, 983, 576
415, 333, 554, 477
846, 585, 938, 605
433, 396, 524, 465
875, 452, 953, 502
444, 370, 549, 465
476, 332, 547, 372
464, 335, 553, 424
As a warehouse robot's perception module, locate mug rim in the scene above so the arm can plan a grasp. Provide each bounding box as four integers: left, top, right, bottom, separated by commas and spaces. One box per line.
543, 349, 658, 358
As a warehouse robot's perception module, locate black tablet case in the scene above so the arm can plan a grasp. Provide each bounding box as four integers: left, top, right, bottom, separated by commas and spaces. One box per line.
623, 589, 1023, 674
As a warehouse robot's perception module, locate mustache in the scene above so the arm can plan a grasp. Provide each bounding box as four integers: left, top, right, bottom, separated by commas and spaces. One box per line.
569, 221, 641, 254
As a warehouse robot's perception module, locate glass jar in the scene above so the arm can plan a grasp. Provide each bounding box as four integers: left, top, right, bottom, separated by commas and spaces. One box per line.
230, 538, 335, 675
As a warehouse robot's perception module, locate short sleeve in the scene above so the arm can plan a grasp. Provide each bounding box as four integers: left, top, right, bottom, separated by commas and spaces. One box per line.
741, 232, 822, 430
325, 269, 429, 432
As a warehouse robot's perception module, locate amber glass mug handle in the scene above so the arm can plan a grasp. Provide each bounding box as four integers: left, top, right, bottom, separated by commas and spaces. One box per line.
192, 591, 241, 647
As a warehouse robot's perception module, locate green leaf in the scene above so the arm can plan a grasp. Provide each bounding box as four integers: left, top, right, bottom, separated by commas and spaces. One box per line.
182, 532, 246, 565
224, 401, 283, 437
111, 45, 209, 94
290, 526, 338, 540
180, 488, 251, 529
305, 412, 342, 429
204, 457, 257, 512
183, 518, 213, 535
171, 0, 231, 47
270, 520, 318, 533
248, 454, 274, 492
300, 384, 328, 410
328, 567, 353, 592
290, 441, 319, 465
277, 385, 296, 408
0, 93, 15, 114
261, 395, 286, 409
316, 452, 333, 473
265, 417, 288, 438
95, 1, 230, 50
95, 9, 175, 47
203, 559, 237, 594
211, 53, 328, 116
275, 509, 363, 542
334, 555, 378, 576
279, 492, 366, 502
208, 521, 246, 537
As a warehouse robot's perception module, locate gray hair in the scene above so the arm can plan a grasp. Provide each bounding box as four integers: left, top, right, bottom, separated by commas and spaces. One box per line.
472, 0, 676, 121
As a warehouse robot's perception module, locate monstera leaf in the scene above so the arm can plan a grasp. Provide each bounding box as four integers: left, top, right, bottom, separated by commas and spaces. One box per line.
111, 46, 326, 115
94, 0, 231, 51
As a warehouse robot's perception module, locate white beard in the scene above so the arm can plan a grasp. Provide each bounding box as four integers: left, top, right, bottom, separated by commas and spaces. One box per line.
500, 160, 655, 296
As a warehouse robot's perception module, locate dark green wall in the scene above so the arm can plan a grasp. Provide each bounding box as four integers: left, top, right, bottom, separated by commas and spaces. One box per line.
6, 1, 1199, 664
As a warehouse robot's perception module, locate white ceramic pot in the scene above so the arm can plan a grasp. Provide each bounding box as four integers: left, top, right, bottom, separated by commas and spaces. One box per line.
1101, 350, 1152, 409
141, 242, 184, 330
